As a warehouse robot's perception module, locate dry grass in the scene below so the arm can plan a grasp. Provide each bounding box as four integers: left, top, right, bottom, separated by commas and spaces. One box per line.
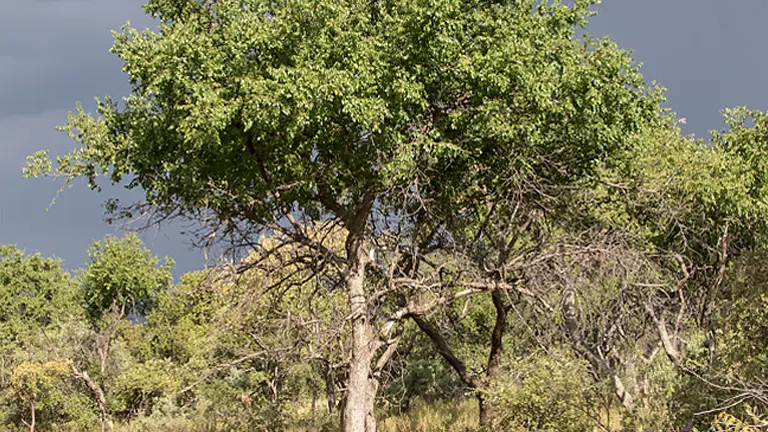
118, 397, 628, 431
284, 398, 478, 432
378, 399, 478, 432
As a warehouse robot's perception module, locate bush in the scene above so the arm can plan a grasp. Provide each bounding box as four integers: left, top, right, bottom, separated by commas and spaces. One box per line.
484, 349, 609, 432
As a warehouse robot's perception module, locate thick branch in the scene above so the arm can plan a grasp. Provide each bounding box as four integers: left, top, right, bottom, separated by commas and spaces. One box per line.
373, 337, 401, 378
72, 366, 111, 432
646, 302, 681, 364
411, 315, 480, 388
487, 288, 507, 377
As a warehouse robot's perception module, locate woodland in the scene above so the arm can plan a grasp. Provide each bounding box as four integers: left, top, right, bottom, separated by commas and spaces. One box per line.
5, 0, 768, 431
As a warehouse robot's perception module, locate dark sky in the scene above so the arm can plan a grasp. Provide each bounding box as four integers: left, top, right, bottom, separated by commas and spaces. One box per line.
2, 0, 767, 277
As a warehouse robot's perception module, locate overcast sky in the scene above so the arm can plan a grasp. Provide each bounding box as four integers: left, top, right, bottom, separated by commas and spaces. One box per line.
2, 0, 767, 277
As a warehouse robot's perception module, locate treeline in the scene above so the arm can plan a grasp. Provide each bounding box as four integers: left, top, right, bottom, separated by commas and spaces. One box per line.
13, 0, 768, 431
4, 209, 768, 432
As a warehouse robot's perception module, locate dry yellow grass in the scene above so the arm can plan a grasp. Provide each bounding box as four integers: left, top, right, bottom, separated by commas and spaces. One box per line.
284, 398, 478, 432
377, 399, 478, 432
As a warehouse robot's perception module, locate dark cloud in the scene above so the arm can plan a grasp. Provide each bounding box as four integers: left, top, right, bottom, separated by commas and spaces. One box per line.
588, 0, 768, 137
0, 0, 154, 117
0, 1, 201, 276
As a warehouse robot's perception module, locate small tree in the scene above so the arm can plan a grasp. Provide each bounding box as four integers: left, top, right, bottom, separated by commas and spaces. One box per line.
8, 359, 74, 432
81, 234, 174, 324
73, 234, 173, 431
0, 246, 80, 346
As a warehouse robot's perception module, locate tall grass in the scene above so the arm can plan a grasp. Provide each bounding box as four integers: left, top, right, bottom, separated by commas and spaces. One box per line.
378, 398, 478, 432
283, 397, 478, 432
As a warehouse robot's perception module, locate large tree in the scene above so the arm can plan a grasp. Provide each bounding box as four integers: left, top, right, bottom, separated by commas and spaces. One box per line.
26, 0, 663, 430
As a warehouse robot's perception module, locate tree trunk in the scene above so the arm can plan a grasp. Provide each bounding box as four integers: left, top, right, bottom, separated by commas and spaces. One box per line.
29, 398, 35, 432
342, 235, 377, 432
477, 393, 491, 430
319, 360, 337, 414
477, 288, 508, 430
72, 367, 112, 432
310, 368, 317, 421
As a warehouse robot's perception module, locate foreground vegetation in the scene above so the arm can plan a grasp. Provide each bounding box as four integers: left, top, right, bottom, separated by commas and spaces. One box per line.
7, 0, 768, 430
3, 230, 768, 430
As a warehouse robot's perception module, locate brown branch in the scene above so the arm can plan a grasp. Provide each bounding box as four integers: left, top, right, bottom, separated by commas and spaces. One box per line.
72, 367, 111, 432
487, 288, 507, 377
411, 315, 480, 388
313, 173, 348, 221
373, 337, 401, 378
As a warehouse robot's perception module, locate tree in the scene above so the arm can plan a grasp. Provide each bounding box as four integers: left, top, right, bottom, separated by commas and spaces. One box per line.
75, 234, 174, 432
26, 0, 664, 430
540, 111, 768, 429
0, 246, 80, 347
9, 359, 74, 432
0, 247, 96, 431
81, 234, 174, 324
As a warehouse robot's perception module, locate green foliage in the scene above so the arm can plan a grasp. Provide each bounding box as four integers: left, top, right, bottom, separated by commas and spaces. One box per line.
484, 349, 608, 432
1, 358, 96, 431
111, 359, 180, 416
710, 410, 768, 432
0, 246, 94, 430
720, 253, 768, 378
144, 270, 222, 364
590, 112, 768, 271
0, 245, 80, 345
81, 234, 174, 322
25, 0, 663, 241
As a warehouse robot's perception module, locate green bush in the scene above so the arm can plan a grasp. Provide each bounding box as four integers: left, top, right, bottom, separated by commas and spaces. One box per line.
484, 349, 607, 432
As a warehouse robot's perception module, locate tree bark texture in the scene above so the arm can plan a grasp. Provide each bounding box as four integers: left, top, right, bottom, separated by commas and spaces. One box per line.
342, 233, 378, 432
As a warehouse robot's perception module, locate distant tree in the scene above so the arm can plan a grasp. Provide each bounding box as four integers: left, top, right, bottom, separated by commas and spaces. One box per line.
81, 234, 174, 324
0, 246, 80, 346
0, 248, 95, 431
545, 112, 768, 429
74, 234, 173, 432
8, 359, 74, 432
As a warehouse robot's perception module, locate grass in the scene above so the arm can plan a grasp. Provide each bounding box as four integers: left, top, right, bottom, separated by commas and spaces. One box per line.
378, 399, 478, 432
284, 397, 479, 432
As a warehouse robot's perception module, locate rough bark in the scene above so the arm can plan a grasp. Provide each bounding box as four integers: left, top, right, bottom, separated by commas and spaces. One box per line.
342, 227, 378, 432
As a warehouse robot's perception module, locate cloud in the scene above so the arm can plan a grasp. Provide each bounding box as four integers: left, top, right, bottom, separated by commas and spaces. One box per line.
0, 0, 155, 118
0, 111, 202, 277
0, 0, 202, 276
